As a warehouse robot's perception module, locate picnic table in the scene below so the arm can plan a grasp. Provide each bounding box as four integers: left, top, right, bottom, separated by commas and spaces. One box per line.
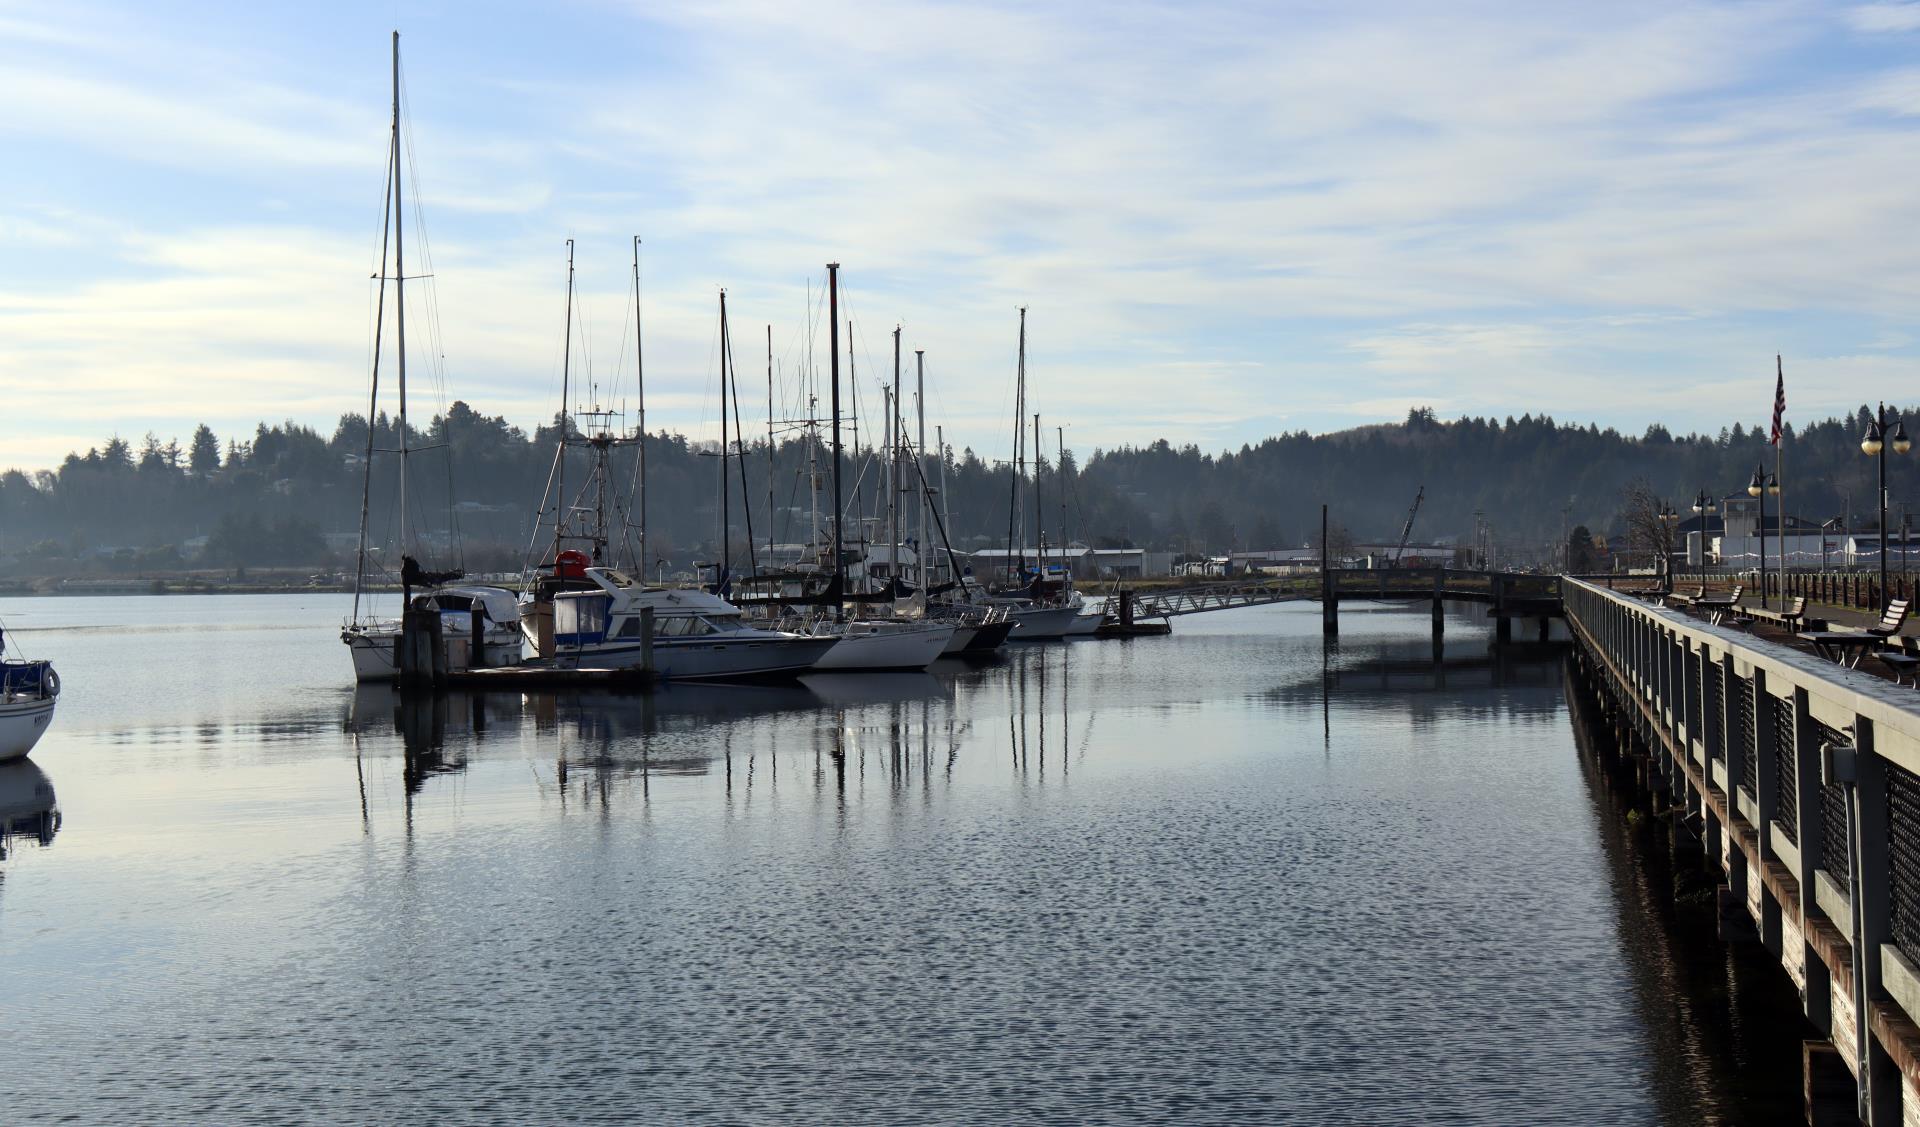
1800, 598, 1909, 669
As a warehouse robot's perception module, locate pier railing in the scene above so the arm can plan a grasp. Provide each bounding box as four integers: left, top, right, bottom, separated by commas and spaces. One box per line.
1671, 569, 1920, 614
1563, 576, 1920, 1119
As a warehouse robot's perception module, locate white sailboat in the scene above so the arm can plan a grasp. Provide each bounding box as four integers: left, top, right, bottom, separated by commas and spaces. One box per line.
340, 33, 519, 683
0, 624, 58, 763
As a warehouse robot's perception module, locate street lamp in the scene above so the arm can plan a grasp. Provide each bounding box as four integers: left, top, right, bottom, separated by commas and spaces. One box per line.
1657, 498, 1680, 588
1750, 465, 1780, 608
1691, 489, 1718, 570
1861, 402, 1910, 606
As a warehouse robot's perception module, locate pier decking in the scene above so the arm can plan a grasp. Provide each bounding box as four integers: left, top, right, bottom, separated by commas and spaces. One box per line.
1564, 576, 1920, 1123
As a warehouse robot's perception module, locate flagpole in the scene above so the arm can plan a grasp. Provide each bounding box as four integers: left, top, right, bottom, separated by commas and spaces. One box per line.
1774, 354, 1785, 609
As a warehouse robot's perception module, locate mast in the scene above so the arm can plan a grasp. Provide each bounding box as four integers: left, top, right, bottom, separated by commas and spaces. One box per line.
718, 289, 731, 584
1034, 412, 1044, 592
760, 326, 768, 572
889, 325, 901, 596
392, 31, 410, 558
1006, 307, 1026, 585
352, 59, 398, 624
939, 423, 953, 590
553, 238, 574, 560
633, 236, 647, 578
828, 264, 845, 623
916, 349, 927, 600
1058, 424, 1068, 582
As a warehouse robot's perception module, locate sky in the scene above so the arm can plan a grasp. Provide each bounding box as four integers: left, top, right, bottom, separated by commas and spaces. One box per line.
5, 0, 1920, 471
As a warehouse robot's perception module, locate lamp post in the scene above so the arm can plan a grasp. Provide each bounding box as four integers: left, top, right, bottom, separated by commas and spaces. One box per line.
1861, 402, 1911, 606
1657, 498, 1679, 589
1691, 489, 1718, 571
1749, 464, 1780, 608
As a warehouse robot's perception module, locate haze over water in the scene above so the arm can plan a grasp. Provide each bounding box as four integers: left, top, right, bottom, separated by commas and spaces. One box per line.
0, 595, 1806, 1123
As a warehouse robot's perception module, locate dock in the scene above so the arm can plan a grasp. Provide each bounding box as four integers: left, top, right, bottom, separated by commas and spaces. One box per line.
445, 664, 655, 690
1565, 576, 1920, 1123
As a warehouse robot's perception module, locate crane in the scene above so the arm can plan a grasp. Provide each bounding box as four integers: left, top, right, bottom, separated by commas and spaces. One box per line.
1391, 486, 1425, 565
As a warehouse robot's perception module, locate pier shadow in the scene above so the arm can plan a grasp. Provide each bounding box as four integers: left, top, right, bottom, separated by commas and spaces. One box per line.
1562, 657, 1818, 1126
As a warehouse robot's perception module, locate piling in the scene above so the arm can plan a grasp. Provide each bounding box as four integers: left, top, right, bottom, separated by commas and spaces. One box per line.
1321, 504, 1337, 637
397, 606, 444, 690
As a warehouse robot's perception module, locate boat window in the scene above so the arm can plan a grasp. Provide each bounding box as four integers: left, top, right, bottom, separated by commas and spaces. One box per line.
615, 618, 641, 638
702, 616, 748, 633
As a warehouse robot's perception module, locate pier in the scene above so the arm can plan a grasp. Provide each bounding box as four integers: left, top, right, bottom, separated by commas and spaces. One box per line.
1118, 567, 1562, 642
1564, 577, 1920, 1124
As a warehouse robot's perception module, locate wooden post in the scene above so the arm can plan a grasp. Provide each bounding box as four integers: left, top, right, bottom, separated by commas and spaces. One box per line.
1321, 503, 1337, 637
1431, 572, 1444, 637
469, 607, 485, 672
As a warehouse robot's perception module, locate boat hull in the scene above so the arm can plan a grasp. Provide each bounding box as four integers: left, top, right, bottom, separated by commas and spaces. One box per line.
962, 618, 1016, 652
812, 623, 956, 671
343, 628, 523, 684
1065, 612, 1104, 637
1006, 605, 1082, 640
545, 636, 840, 680
0, 697, 57, 763
939, 624, 981, 655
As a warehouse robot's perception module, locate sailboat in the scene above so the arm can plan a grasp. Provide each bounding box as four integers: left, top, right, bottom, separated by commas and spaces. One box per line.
515, 247, 836, 680
0, 622, 57, 763
983, 308, 1079, 640
340, 33, 522, 683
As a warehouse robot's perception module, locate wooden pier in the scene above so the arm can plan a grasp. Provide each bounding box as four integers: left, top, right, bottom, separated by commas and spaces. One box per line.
1116, 567, 1562, 642
1564, 577, 1920, 1123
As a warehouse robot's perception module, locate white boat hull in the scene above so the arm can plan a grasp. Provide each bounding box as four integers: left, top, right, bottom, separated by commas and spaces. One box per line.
1065, 612, 1104, 636
812, 623, 957, 671
343, 629, 523, 684
0, 697, 57, 763
1006, 605, 1082, 640
548, 636, 840, 680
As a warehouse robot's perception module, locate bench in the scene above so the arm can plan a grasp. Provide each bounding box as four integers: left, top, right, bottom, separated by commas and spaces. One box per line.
1694, 584, 1744, 626
1882, 651, 1920, 687
1665, 584, 1707, 609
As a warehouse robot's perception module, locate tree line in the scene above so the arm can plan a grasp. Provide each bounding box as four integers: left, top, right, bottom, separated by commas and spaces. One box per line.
3, 401, 1915, 573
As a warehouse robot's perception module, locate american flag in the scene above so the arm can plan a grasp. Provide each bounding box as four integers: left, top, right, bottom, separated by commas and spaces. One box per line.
1770, 355, 1786, 446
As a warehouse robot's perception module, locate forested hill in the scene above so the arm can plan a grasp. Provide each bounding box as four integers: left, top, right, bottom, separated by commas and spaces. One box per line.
1, 402, 1912, 572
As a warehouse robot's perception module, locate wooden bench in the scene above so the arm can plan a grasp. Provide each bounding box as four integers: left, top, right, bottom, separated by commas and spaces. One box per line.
1665, 583, 1707, 609
1745, 596, 1808, 631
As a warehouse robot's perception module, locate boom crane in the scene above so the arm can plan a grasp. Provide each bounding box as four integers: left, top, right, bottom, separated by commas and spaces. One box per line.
1391, 486, 1425, 565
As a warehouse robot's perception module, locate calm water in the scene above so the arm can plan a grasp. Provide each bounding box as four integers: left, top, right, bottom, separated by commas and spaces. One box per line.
0, 595, 1807, 1124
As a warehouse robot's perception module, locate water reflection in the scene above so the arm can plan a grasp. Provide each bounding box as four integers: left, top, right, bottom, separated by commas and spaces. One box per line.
0, 761, 59, 859
1563, 658, 1816, 1125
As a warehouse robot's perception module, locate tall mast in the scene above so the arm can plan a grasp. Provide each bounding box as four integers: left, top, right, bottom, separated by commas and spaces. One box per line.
352, 57, 398, 624
553, 238, 574, 560
391, 31, 410, 556
828, 264, 845, 623
1058, 424, 1068, 580
633, 236, 647, 578
718, 289, 731, 583
1034, 412, 1044, 590
767, 324, 776, 572
1006, 307, 1026, 584
889, 324, 901, 595
938, 424, 952, 589
916, 349, 927, 599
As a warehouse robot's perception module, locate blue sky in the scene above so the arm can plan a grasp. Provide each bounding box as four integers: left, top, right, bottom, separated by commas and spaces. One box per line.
6, 0, 1920, 470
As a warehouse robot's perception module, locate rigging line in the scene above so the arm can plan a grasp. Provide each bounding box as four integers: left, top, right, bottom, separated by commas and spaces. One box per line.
725, 307, 757, 578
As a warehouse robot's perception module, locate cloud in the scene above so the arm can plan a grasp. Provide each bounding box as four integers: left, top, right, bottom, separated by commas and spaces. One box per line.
5, 0, 1920, 471
1847, 3, 1920, 33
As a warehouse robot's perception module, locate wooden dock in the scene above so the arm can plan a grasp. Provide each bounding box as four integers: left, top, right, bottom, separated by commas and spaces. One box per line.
444, 664, 656, 690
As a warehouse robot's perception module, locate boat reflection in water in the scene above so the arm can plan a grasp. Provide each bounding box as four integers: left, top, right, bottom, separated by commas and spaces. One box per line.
0, 760, 59, 860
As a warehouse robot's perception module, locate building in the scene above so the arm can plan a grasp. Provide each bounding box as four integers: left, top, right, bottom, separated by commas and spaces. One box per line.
966, 546, 1170, 579
1709, 491, 1826, 568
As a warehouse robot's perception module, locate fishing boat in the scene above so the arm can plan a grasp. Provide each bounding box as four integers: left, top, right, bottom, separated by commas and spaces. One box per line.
528, 560, 838, 679
0, 644, 58, 764
340, 33, 514, 682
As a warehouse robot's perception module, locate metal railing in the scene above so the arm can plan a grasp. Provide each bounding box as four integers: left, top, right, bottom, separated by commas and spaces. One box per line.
1562, 576, 1920, 1116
